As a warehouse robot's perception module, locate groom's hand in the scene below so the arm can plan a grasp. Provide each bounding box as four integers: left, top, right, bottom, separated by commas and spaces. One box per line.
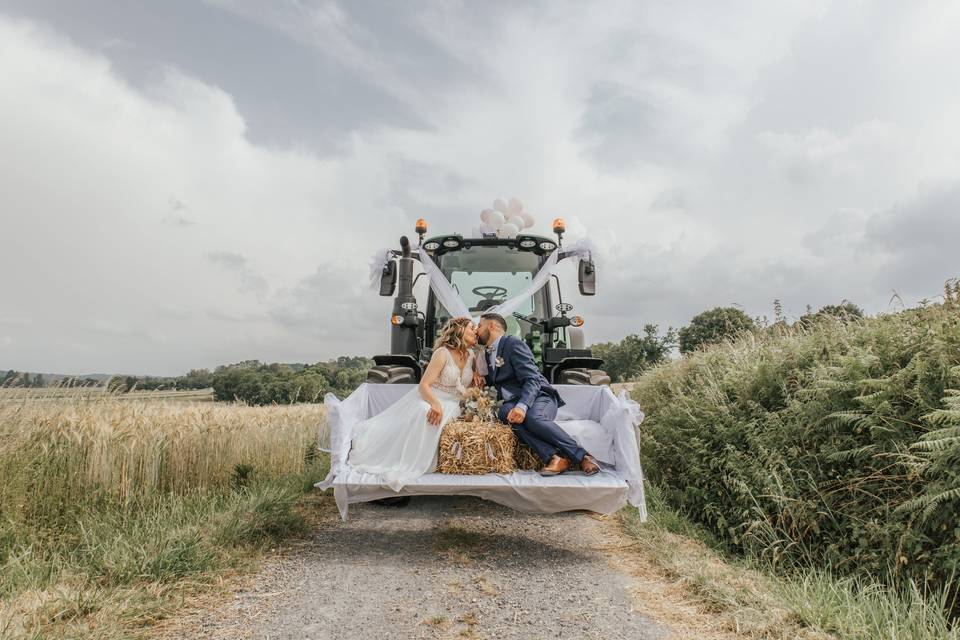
472, 373, 485, 388
506, 406, 526, 424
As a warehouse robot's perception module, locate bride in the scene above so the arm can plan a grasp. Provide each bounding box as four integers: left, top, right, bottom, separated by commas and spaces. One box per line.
348, 317, 479, 491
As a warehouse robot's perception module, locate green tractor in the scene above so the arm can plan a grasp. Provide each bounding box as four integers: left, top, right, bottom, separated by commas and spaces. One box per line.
370, 218, 611, 387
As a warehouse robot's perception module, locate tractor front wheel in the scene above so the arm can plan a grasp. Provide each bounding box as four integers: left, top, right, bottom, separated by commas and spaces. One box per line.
365, 364, 416, 508
556, 367, 612, 386
366, 365, 416, 384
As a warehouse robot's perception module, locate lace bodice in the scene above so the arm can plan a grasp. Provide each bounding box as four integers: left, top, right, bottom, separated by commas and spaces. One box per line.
431, 346, 474, 396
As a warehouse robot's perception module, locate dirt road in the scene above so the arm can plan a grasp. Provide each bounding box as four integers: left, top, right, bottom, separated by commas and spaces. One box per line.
169, 495, 668, 640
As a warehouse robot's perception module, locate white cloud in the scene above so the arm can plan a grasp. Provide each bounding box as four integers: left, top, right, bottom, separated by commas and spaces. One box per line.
2, 3, 960, 375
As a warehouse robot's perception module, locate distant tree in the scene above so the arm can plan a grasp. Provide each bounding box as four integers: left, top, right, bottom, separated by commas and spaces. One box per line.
800, 301, 865, 326
32, 374, 45, 388
179, 368, 214, 389
592, 324, 677, 382
679, 306, 756, 354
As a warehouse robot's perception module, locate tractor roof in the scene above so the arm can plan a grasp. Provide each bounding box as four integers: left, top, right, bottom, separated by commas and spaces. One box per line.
421, 233, 559, 257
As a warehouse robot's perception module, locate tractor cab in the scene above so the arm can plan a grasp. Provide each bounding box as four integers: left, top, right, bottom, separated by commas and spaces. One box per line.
370, 218, 610, 387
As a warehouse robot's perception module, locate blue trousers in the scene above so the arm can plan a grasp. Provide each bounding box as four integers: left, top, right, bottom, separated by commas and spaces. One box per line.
499, 394, 586, 465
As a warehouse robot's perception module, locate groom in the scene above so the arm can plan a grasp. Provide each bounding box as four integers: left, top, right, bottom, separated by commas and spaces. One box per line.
476, 313, 600, 476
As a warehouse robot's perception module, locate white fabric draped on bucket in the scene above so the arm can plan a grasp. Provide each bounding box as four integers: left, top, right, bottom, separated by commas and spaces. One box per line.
316, 383, 647, 521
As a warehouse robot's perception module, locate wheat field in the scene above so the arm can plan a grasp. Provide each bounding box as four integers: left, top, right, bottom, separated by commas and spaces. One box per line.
0, 395, 328, 639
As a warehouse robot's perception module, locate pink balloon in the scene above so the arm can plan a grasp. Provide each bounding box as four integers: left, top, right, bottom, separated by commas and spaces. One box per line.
480, 209, 494, 224
506, 215, 524, 230
520, 212, 535, 229
507, 197, 523, 216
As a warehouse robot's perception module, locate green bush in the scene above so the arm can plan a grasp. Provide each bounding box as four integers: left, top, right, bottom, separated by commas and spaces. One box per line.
678, 306, 756, 354
634, 303, 960, 612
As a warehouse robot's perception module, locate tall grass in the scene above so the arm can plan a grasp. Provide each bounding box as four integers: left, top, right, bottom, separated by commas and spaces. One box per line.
633, 301, 960, 621
0, 397, 327, 639
621, 485, 960, 639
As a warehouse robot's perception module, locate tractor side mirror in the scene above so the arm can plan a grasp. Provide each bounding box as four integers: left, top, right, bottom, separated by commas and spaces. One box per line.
379, 260, 397, 296
578, 258, 596, 296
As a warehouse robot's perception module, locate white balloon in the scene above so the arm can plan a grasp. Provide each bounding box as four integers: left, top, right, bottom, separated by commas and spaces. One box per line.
500, 222, 519, 238
480, 208, 494, 224
507, 197, 523, 216
479, 223, 495, 235
520, 212, 535, 228
506, 215, 524, 230
488, 210, 505, 228
493, 198, 508, 213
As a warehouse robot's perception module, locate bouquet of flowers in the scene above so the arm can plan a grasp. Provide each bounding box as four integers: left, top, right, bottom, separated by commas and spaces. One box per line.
457, 386, 500, 423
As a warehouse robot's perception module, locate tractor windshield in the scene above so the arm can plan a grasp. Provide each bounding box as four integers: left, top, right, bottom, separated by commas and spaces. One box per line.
431, 245, 548, 337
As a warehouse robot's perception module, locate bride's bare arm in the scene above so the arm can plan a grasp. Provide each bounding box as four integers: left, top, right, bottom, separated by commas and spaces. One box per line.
418, 348, 447, 425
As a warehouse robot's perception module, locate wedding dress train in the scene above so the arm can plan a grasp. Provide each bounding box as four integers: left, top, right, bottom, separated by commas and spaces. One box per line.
347, 346, 474, 491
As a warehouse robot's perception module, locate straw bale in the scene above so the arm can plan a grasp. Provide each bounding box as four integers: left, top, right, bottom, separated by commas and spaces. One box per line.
437, 420, 517, 474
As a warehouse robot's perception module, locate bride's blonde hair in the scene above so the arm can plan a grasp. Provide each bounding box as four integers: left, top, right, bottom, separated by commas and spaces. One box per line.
435, 317, 473, 354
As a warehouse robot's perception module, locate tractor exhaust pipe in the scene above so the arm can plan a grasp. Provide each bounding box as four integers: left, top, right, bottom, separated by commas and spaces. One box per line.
390, 236, 419, 355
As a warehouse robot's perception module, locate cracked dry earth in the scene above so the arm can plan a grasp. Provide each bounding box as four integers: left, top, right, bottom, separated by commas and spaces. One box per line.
162, 495, 674, 640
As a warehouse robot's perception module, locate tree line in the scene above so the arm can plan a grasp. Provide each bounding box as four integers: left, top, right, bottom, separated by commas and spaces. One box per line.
590, 300, 864, 383
2, 357, 373, 406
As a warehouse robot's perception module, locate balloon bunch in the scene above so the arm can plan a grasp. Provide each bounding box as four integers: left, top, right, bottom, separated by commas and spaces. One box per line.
479, 197, 535, 238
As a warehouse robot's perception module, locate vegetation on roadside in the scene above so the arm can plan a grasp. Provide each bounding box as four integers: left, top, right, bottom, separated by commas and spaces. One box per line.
620, 485, 959, 639
0, 397, 329, 639
633, 297, 960, 621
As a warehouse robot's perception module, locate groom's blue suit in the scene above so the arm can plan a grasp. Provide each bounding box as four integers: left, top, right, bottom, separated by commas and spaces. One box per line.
486, 335, 586, 465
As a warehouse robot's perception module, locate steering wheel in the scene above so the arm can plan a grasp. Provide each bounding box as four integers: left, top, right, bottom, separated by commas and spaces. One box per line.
472, 286, 508, 300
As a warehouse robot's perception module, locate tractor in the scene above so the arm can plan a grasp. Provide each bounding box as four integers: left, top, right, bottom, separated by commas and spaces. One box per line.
370, 218, 611, 387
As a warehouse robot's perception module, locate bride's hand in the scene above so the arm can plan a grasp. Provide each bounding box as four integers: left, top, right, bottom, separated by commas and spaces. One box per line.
472, 373, 485, 388
427, 402, 443, 426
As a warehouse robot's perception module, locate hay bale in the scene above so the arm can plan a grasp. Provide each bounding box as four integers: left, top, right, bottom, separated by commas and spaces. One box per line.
437, 420, 517, 474
514, 442, 542, 471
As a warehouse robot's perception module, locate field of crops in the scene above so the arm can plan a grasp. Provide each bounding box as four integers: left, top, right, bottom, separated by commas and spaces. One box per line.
0, 387, 215, 403
0, 395, 328, 638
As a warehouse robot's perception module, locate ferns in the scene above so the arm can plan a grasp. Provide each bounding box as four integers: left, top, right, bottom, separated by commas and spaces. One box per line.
635, 300, 960, 609
895, 390, 960, 521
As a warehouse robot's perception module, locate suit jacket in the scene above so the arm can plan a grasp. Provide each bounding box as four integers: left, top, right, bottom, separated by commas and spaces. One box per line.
486, 335, 565, 409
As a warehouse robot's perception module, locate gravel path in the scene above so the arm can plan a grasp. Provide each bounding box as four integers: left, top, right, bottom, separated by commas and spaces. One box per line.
173, 495, 669, 640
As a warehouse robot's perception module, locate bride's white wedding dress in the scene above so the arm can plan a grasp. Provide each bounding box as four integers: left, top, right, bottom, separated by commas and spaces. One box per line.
347, 346, 475, 491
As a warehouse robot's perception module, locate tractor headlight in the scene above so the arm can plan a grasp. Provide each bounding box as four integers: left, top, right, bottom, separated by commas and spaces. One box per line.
423, 241, 441, 251
442, 238, 460, 248
539, 241, 556, 251
518, 239, 537, 249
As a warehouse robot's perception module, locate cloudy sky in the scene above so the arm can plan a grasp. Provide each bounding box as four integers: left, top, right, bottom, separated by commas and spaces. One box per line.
1, 1, 958, 376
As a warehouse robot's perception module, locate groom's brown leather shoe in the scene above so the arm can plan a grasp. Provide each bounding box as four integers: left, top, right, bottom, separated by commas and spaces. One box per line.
540, 455, 570, 476
580, 454, 600, 476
